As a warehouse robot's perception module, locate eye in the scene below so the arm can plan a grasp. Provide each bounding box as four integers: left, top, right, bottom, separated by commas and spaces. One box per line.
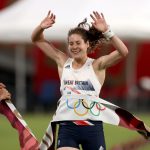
76, 42, 81, 45
69, 42, 73, 46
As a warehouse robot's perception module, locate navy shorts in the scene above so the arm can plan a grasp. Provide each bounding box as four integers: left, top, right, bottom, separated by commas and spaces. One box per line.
57, 121, 106, 150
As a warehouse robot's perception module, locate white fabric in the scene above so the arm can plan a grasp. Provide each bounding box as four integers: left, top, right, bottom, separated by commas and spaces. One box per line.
60, 57, 101, 96
102, 27, 115, 40
39, 95, 120, 149
54, 95, 120, 124
6, 100, 37, 138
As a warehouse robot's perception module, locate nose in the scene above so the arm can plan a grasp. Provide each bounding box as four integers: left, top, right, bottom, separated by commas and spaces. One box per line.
72, 44, 78, 50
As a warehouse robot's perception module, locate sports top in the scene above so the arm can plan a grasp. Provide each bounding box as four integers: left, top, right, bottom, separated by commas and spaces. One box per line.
60, 57, 102, 97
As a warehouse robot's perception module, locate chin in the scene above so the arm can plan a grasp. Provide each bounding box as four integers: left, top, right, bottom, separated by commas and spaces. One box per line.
70, 52, 85, 59
72, 54, 82, 59
70, 53, 79, 58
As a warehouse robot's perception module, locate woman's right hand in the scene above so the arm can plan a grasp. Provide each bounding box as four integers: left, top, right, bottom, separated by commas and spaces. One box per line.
40, 10, 56, 29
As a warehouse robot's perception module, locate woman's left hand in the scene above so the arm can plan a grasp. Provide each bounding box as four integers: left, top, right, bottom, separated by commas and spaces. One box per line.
90, 11, 108, 32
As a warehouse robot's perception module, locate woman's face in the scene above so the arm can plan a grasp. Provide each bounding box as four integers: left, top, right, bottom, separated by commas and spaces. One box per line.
68, 34, 89, 59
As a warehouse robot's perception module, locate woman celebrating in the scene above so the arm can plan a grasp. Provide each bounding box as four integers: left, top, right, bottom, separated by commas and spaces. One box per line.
31, 10, 128, 150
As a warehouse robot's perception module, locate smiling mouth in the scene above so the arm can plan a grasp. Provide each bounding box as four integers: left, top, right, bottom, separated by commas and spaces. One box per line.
71, 50, 80, 54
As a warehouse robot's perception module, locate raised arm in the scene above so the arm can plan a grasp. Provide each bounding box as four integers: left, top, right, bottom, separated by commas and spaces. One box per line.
90, 11, 128, 69
31, 11, 68, 67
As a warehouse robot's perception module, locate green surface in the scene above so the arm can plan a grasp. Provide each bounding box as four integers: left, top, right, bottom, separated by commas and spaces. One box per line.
0, 113, 150, 150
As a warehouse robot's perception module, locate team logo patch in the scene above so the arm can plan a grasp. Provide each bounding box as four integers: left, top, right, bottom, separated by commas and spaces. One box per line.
65, 65, 70, 68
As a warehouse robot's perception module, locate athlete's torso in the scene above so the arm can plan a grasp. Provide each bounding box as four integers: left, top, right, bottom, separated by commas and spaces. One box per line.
60, 57, 102, 97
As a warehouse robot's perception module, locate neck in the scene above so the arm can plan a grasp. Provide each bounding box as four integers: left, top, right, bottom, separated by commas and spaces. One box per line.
72, 56, 88, 69
74, 56, 87, 63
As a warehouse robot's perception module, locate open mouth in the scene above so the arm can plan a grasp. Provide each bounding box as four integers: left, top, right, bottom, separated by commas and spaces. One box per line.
71, 50, 80, 54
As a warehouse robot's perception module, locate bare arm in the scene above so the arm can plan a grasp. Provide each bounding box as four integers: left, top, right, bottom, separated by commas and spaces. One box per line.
90, 11, 128, 69
31, 11, 68, 68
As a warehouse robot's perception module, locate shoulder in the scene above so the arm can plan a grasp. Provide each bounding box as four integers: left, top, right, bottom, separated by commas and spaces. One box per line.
61, 57, 72, 68
86, 57, 95, 65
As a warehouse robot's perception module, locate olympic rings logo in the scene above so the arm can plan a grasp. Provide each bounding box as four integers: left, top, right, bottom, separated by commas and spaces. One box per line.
66, 99, 106, 116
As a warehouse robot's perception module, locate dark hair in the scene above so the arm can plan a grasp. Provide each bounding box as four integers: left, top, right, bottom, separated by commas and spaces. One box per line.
68, 18, 105, 53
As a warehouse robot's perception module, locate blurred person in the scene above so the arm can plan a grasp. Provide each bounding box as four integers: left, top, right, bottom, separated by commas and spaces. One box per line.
31, 10, 128, 150
0, 82, 39, 149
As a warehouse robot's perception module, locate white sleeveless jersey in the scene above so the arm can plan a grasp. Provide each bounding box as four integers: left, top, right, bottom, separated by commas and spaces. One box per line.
60, 57, 102, 97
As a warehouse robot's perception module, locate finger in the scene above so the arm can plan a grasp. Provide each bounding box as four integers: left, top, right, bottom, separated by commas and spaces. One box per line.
48, 11, 54, 18
47, 10, 51, 17
52, 15, 56, 22
0, 83, 6, 88
0, 91, 11, 100
52, 16, 56, 23
95, 11, 101, 19
90, 14, 96, 22
53, 15, 56, 20
93, 11, 100, 19
50, 13, 55, 20
101, 13, 105, 20
7, 94, 11, 99
0, 96, 10, 101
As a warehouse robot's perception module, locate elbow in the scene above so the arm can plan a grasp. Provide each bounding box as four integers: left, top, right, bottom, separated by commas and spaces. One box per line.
31, 34, 37, 43
31, 33, 44, 44
31, 35, 40, 45
122, 47, 129, 57
124, 50, 129, 57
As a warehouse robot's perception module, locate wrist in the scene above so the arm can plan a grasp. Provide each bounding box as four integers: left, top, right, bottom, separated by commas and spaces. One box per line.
102, 27, 115, 40
39, 25, 44, 31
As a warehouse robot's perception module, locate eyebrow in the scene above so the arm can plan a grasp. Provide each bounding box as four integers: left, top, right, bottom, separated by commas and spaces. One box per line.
69, 40, 81, 43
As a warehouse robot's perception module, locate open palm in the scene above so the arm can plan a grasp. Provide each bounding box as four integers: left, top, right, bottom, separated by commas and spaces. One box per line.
90, 11, 108, 32
40, 11, 56, 29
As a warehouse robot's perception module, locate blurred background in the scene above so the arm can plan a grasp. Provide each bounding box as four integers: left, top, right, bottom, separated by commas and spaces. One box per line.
0, 0, 150, 149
